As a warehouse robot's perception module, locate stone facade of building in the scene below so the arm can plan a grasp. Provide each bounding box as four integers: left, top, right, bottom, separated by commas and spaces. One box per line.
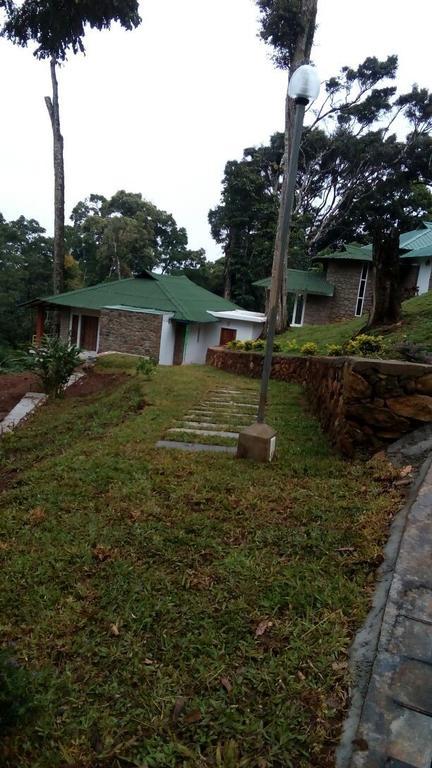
98, 309, 163, 357
303, 294, 333, 325
325, 261, 373, 322
301, 261, 422, 326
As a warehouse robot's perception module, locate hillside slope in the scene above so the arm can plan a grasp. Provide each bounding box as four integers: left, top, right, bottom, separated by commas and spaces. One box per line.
277, 292, 432, 356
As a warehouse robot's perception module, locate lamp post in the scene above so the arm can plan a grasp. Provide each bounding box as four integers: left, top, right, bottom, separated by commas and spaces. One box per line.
237, 64, 320, 463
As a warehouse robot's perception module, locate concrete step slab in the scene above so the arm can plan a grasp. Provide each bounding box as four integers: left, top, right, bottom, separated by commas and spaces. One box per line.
0, 392, 47, 434
156, 440, 236, 454
202, 401, 257, 409
167, 428, 239, 439
185, 411, 252, 421
178, 421, 245, 431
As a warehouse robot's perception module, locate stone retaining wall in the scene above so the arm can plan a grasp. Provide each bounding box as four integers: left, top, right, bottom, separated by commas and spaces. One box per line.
206, 347, 432, 455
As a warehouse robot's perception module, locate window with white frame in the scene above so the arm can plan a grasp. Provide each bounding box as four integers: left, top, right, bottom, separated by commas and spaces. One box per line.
355, 264, 369, 317
292, 293, 306, 327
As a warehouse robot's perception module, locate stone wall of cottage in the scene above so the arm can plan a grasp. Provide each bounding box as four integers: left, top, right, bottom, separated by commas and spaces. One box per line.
207, 346, 432, 455
98, 309, 163, 357
303, 294, 332, 325
323, 260, 373, 322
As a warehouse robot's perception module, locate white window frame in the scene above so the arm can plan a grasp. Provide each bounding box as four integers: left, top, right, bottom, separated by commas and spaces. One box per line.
291, 293, 306, 327
355, 263, 369, 317
69, 312, 82, 347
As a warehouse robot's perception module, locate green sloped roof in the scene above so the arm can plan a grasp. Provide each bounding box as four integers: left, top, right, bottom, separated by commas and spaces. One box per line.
401, 243, 432, 260
315, 222, 432, 264
39, 272, 239, 324
400, 221, 432, 250
253, 268, 334, 297
314, 242, 373, 263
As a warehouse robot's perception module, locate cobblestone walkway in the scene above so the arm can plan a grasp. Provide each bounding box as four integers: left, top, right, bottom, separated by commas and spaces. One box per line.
156, 385, 259, 453
339, 457, 432, 768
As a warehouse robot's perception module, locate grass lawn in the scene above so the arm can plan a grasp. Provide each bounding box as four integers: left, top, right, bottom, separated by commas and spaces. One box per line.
0, 360, 401, 768
277, 290, 432, 356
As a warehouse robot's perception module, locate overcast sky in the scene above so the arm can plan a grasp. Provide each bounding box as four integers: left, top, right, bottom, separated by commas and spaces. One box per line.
0, 0, 431, 261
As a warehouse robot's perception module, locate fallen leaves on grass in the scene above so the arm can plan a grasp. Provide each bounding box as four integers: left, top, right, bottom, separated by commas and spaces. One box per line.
220, 676, 232, 694
184, 708, 202, 724
28, 506, 46, 525
110, 623, 120, 637
255, 619, 273, 637
172, 697, 186, 722
92, 545, 114, 562
400, 465, 413, 478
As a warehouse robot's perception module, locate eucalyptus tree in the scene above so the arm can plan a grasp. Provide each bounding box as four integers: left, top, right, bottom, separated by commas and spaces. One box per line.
1, 1, 141, 295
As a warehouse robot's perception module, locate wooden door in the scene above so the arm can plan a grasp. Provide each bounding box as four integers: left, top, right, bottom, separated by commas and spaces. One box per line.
173, 323, 186, 365
70, 314, 79, 346
80, 315, 99, 351
219, 327, 237, 346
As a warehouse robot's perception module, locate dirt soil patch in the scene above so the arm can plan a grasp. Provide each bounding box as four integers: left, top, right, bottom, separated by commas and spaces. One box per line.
65, 370, 129, 398
0, 372, 40, 421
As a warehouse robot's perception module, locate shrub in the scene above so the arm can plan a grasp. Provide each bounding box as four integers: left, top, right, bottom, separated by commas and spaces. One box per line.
300, 342, 319, 356
243, 340, 254, 351
27, 335, 81, 398
284, 339, 299, 353
272, 341, 281, 353
344, 334, 385, 358
252, 339, 265, 351
136, 356, 158, 379
226, 340, 244, 351
326, 343, 344, 357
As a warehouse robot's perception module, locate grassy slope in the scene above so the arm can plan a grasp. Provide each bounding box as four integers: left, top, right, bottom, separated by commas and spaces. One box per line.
277, 291, 432, 354
0, 361, 400, 768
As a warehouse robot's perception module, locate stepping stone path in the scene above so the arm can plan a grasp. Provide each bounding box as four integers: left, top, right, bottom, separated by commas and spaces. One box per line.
156, 385, 259, 453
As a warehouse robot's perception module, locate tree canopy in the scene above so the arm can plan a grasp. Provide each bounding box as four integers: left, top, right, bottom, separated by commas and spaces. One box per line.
209, 55, 432, 307
0, 0, 141, 60
256, 0, 317, 69
0, 214, 52, 349
68, 191, 207, 285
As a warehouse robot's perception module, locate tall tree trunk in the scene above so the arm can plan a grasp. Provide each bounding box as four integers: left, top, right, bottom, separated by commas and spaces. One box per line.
368, 225, 401, 328
271, 0, 318, 333
223, 227, 238, 300
45, 58, 65, 296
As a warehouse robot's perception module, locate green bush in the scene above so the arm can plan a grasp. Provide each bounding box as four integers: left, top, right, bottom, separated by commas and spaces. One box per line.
243, 340, 254, 351
0, 651, 35, 735
28, 335, 81, 398
300, 342, 319, 356
272, 341, 281, 353
284, 339, 299, 353
226, 339, 244, 351
136, 356, 158, 379
252, 339, 265, 351
326, 343, 344, 357
344, 334, 385, 358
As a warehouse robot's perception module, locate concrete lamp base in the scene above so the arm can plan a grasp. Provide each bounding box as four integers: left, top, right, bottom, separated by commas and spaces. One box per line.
236, 422, 276, 463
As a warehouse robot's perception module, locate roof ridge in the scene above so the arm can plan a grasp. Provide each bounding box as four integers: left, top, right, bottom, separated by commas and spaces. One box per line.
42, 277, 134, 302
156, 274, 190, 320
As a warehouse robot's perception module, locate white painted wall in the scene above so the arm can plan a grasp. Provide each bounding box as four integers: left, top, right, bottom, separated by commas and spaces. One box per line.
158, 313, 176, 365
182, 318, 264, 364
417, 261, 432, 295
